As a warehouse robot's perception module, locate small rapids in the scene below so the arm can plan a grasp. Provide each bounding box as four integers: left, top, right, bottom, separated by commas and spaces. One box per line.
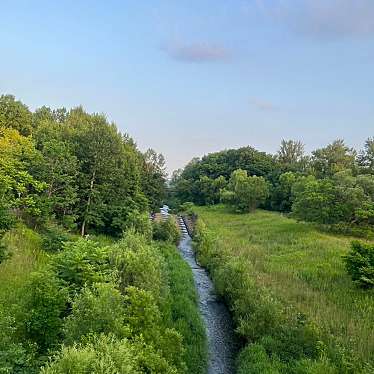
177, 216, 237, 374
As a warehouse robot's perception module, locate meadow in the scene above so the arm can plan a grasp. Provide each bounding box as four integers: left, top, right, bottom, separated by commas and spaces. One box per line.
194, 205, 374, 373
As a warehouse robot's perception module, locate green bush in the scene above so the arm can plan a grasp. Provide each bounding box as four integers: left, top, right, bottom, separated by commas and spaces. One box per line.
344, 241, 374, 288
0, 309, 38, 374
19, 269, 68, 352
41, 334, 178, 374
41, 223, 70, 252
64, 283, 129, 345
109, 232, 169, 304
123, 210, 153, 240
152, 218, 181, 245
237, 344, 284, 374
53, 239, 112, 292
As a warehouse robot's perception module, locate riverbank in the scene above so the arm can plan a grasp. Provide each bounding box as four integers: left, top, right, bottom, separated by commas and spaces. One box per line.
193, 205, 374, 373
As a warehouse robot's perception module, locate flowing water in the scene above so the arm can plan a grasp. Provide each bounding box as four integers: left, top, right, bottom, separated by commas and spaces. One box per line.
177, 216, 237, 374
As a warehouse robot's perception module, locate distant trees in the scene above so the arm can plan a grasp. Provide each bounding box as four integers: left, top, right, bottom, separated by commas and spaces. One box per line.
170, 147, 276, 206
172, 137, 374, 235
220, 169, 269, 212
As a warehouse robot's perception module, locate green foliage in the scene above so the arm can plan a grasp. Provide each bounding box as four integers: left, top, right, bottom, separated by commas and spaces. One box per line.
152, 218, 181, 245
170, 146, 276, 205
193, 206, 374, 372
344, 241, 374, 288
64, 283, 129, 345
123, 210, 153, 240
237, 344, 284, 374
159, 243, 207, 374
292, 176, 369, 225
53, 239, 112, 292
220, 169, 270, 212
0, 309, 38, 374
41, 334, 178, 374
0, 95, 33, 136
312, 139, 356, 178
270, 172, 299, 212
141, 149, 167, 211
19, 269, 68, 352
41, 223, 71, 252
110, 232, 168, 303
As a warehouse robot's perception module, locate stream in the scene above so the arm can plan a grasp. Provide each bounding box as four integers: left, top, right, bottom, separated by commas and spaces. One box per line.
177, 216, 237, 374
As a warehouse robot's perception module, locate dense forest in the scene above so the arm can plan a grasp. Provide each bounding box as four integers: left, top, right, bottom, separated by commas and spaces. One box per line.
0, 95, 206, 373
170, 139, 374, 236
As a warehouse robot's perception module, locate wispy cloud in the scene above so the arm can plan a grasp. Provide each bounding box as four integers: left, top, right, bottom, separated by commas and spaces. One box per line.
162, 42, 230, 63
250, 97, 278, 112
256, 0, 374, 40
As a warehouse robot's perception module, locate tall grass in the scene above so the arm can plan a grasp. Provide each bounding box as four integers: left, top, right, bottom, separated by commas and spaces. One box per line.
194, 205, 374, 372
0, 224, 48, 307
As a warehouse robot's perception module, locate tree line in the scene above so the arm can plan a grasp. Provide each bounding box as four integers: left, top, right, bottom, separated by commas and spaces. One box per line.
170, 138, 374, 235
0, 94, 166, 249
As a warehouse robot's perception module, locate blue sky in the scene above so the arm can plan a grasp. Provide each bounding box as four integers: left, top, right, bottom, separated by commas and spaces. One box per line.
1, 1, 373, 172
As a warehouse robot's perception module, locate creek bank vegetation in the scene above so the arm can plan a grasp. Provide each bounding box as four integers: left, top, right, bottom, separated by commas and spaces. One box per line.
0, 94, 206, 373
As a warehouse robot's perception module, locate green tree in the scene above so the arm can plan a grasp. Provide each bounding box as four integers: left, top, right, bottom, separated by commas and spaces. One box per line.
277, 139, 308, 172
0, 95, 33, 136
311, 139, 356, 178
358, 137, 374, 173
221, 169, 270, 212
140, 149, 167, 211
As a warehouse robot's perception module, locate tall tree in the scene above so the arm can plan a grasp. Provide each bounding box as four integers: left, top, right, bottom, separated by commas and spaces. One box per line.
311, 139, 356, 178
0, 95, 33, 136
358, 137, 374, 173
141, 149, 167, 211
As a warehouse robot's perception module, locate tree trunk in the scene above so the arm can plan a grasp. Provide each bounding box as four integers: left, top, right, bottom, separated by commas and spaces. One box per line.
81, 170, 96, 236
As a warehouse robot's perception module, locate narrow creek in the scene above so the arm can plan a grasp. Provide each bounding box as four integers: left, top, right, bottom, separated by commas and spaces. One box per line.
177, 216, 237, 374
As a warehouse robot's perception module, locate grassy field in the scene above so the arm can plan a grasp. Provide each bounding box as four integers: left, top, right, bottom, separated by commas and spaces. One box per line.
194, 205, 374, 371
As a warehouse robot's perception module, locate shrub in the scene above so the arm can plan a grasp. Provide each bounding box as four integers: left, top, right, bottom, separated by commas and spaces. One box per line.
123, 210, 153, 240
152, 218, 181, 245
19, 269, 69, 352
0, 309, 38, 374
64, 283, 129, 345
53, 239, 112, 292
41, 223, 70, 252
344, 241, 374, 288
109, 233, 169, 303
237, 344, 284, 374
123, 286, 185, 372
41, 334, 178, 374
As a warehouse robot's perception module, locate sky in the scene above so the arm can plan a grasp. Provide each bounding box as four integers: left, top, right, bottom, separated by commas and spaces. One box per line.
1, 0, 373, 173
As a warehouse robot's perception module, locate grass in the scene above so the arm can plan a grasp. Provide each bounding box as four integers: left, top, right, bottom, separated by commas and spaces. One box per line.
194, 205, 374, 370
0, 224, 48, 307
160, 243, 208, 374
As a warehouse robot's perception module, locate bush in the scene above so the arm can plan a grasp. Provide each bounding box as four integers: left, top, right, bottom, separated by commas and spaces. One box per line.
109, 232, 169, 304
53, 239, 112, 292
41, 223, 71, 252
19, 269, 68, 352
123, 210, 153, 240
41, 334, 178, 374
152, 218, 181, 245
237, 344, 284, 374
344, 241, 374, 288
0, 309, 38, 374
64, 283, 129, 345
